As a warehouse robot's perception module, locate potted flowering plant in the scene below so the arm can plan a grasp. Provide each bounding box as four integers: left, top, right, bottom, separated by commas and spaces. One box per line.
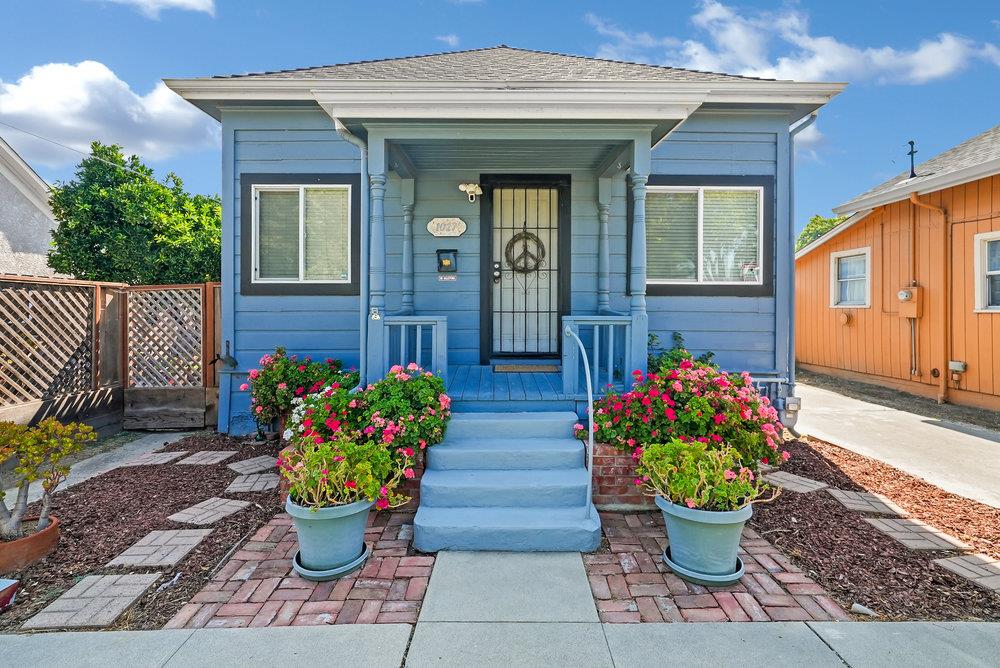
635, 438, 777, 585
278, 435, 413, 581
1, 419, 96, 572
241, 347, 358, 434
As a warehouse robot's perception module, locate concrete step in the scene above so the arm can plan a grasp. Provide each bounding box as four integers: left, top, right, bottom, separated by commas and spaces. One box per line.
419, 468, 590, 508
445, 412, 578, 439
449, 399, 577, 414
427, 437, 584, 471
413, 505, 602, 552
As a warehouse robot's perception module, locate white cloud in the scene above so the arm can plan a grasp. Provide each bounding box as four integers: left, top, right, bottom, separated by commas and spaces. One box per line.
435, 34, 461, 48
93, 0, 215, 19
0, 61, 218, 168
589, 1, 999, 84
793, 122, 823, 161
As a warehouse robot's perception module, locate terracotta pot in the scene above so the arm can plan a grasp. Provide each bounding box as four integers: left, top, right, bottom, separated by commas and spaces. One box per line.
0, 516, 60, 574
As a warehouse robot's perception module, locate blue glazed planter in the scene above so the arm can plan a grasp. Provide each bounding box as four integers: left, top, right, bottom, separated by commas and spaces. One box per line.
655, 495, 751, 585
285, 496, 373, 580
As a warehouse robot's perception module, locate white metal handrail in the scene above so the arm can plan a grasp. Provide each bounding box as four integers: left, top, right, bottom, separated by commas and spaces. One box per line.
561, 315, 631, 398
564, 325, 595, 520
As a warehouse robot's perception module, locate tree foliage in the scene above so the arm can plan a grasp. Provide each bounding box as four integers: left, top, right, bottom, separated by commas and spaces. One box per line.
795, 214, 847, 251
48, 142, 221, 284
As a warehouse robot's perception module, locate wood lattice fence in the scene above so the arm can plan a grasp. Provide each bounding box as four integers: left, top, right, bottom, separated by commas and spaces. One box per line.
0, 275, 220, 429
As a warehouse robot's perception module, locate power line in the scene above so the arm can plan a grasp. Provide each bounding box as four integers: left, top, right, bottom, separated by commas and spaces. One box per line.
0, 119, 162, 182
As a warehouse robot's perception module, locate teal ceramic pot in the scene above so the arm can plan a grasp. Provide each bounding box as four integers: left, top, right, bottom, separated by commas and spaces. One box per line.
285, 496, 373, 578
655, 495, 751, 583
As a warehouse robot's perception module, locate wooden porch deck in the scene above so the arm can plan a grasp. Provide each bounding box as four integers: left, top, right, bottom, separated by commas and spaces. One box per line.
446, 365, 569, 402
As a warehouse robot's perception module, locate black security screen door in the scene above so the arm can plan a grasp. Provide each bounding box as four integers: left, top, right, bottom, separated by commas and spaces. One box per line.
480, 176, 570, 361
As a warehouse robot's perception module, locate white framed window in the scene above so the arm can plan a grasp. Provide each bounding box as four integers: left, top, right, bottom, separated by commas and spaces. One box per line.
829, 247, 871, 308
974, 230, 1000, 312
645, 186, 764, 285
251, 184, 351, 284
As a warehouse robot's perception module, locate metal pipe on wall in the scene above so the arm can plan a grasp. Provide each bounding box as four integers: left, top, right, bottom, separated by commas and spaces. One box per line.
908, 192, 948, 403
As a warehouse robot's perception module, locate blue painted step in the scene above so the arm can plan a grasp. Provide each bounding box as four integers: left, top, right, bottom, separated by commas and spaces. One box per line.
445, 411, 579, 439
420, 468, 589, 507
426, 438, 583, 470
414, 506, 601, 552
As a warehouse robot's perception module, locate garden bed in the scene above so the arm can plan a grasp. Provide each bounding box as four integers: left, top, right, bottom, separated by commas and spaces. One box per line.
0, 433, 283, 632
750, 437, 1000, 621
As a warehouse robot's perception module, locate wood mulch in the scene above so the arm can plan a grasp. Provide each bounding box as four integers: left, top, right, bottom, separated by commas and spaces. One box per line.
0, 433, 283, 633
750, 437, 1000, 621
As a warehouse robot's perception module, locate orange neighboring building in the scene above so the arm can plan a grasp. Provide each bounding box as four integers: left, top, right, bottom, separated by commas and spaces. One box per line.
795, 124, 1000, 411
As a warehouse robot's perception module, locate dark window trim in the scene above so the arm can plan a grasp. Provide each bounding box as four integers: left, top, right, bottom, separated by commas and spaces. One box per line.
627, 175, 775, 298
478, 174, 572, 364
240, 173, 361, 296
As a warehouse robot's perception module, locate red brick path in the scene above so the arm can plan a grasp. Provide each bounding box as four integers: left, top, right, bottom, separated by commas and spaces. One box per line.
165, 511, 432, 628
589, 511, 851, 623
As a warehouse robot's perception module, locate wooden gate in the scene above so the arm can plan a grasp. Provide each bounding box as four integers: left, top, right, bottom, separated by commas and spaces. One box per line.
123, 283, 220, 429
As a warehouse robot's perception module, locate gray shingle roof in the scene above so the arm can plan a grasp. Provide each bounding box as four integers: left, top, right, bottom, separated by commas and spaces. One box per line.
840, 123, 1000, 209
215, 45, 773, 82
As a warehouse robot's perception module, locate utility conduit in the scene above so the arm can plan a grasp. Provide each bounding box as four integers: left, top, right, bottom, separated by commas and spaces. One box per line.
908, 192, 949, 403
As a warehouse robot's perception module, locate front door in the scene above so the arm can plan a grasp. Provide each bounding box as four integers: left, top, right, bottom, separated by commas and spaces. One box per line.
480, 175, 570, 362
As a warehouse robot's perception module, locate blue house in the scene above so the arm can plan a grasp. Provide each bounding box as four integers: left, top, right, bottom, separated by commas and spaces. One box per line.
167, 47, 842, 550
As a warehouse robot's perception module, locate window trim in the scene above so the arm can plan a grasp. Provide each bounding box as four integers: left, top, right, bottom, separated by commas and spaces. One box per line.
240, 173, 361, 296
634, 175, 775, 297
645, 185, 765, 286
829, 247, 871, 308
973, 230, 1000, 313
251, 184, 353, 285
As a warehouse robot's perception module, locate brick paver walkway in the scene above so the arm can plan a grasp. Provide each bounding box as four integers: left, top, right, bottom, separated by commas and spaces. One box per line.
107, 529, 213, 567
863, 517, 971, 551
762, 471, 829, 493
226, 473, 280, 494
122, 451, 188, 466
587, 511, 850, 623
168, 497, 250, 525
826, 489, 904, 515
165, 511, 432, 629
176, 451, 238, 465
228, 456, 278, 475
21, 574, 161, 629
933, 554, 1000, 592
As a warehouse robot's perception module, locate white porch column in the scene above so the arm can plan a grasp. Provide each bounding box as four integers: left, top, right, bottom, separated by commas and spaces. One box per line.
629, 171, 649, 372
400, 178, 415, 314
597, 177, 612, 313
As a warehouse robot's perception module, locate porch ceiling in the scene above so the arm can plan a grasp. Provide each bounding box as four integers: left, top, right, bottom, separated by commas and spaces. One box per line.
392, 138, 629, 171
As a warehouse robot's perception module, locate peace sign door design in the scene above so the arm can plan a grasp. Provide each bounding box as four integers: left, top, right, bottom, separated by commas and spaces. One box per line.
490, 185, 561, 356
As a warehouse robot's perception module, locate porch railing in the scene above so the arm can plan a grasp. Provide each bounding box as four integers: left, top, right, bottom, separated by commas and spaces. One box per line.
561, 315, 631, 398
381, 315, 448, 386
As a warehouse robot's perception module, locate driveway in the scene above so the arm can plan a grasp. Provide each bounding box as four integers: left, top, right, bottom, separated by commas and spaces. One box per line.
795, 383, 1000, 509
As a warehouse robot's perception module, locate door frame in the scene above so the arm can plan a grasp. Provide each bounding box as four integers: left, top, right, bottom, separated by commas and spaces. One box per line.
479, 174, 572, 364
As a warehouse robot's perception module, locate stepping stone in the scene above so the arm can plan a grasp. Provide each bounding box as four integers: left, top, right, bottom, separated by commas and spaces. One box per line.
863, 517, 970, 551
121, 451, 188, 466
826, 489, 905, 515
228, 455, 278, 475
225, 473, 280, 494
933, 554, 1000, 592
763, 471, 829, 493
175, 450, 237, 465
168, 497, 250, 525
106, 529, 212, 568
20, 574, 160, 630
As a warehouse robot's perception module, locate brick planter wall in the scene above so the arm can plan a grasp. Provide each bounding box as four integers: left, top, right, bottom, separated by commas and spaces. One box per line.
591, 443, 655, 510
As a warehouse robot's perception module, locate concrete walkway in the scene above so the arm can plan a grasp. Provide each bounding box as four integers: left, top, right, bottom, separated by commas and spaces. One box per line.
3, 431, 195, 504
2, 621, 998, 667
795, 383, 1000, 508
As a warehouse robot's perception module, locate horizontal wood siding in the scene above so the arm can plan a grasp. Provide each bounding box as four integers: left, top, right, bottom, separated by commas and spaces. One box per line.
796, 174, 1000, 408
647, 113, 783, 372
225, 109, 362, 432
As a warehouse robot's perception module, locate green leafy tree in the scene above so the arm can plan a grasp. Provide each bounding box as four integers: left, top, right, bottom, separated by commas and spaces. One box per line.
48, 142, 221, 284
795, 214, 847, 251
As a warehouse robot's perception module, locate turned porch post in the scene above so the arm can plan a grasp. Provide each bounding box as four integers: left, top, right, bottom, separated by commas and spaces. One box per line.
400, 178, 415, 314
367, 171, 388, 382
597, 177, 612, 314
628, 171, 649, 373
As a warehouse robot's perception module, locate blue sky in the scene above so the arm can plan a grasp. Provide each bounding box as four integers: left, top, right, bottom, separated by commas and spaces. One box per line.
1, 0, 999, 231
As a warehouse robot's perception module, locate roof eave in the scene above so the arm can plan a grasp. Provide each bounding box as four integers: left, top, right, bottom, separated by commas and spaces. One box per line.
794, 210, 872, 260
0, 137, 52, 215
833, 156, 1000, 215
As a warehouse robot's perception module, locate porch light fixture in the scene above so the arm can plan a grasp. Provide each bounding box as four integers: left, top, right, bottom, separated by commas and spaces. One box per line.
459, 183, 482, 202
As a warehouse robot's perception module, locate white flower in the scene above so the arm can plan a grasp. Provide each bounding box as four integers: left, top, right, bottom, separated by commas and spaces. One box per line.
282, 429, 293, 440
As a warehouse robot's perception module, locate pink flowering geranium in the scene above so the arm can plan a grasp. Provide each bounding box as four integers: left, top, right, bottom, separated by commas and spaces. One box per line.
577, 350, 784, 469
